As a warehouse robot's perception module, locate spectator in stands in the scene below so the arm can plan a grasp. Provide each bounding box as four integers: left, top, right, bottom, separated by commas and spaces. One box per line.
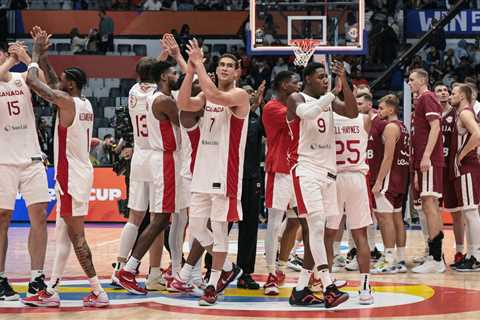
143, 0, 163, 10
91, 134, 115, 165
86, 28, 101, 54
99, 9, 115, 54
69, 28, 88, 54
7, 0, 28, 9
270, 57, 288, 83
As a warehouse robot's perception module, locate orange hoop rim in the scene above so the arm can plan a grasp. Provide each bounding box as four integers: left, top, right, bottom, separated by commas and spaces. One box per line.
288, 39, 321, 50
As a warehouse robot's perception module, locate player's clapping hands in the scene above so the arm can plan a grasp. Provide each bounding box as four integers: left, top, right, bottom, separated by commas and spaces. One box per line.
186, 39, 204, 66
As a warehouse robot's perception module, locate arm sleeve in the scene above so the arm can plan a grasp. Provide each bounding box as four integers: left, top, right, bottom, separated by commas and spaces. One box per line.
296, 92, 336, 120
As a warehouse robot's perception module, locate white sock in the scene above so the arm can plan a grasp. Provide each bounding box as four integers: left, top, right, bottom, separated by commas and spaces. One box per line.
384, 248, 395, 264
360, 273, 369, 291
278, 259, 287, 273
208, 269, 222, 288
265, 209, 284, 274
179, 263, 194, 281
118, 222, 139, 264
318, 268, 332, 291
30, 270, 43, 282
396, 247, 406, 262
223, 261, 233, 272
456, 244, 465, 254
333, 241, 341, 256
367, 224, 376, 250
296, 268, 312, 290
149, 266, 161, 279
124, 257, 141, 273
169, 209, 188, 277
48, 216, 72, 293
88, 276, 104, 294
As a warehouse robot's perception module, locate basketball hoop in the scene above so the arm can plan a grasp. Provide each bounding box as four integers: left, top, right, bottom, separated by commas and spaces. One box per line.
288, 39, 320, 67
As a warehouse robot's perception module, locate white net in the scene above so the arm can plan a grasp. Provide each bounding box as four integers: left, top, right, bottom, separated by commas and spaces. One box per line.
289, 39, 319, 67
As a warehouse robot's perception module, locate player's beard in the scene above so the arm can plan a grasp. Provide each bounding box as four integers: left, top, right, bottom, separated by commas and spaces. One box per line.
170, 79, 180, 91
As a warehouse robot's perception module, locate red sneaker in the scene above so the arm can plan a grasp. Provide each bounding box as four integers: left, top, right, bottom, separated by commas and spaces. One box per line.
116, 269, 147, 295
21, 290, 60, 307
170, 277, 203, 296
83, 291, 109, 308
324, 284, 349, 308
198, 285, 217, 306
216, 263, 242, 293
275, 270, 285, 285
263, 273, 279, 296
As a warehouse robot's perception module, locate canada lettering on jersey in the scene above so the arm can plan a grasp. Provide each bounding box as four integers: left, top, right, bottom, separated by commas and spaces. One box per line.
0, 89, 24, 97
205, 105, 225, 113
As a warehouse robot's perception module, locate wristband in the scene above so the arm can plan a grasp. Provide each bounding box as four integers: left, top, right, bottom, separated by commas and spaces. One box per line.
27, 62, 39, 70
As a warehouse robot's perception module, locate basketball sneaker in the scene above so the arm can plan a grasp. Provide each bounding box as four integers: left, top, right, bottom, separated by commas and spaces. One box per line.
411, 256, 446, 273
192, 269, 206, 290
455, 256, 480, 272
21, 289, 60, 307
0, 277, 19, 301
287, 254, 303, 272
412, 248, 429, 264
309, 275, 347, 293
111, 262, 122, 288
333, 254, 347, 267
324, 284, 349, 308
237, 273, 260, 290
170, 277, 203, 296
395, 261, 408, 273
370, 247, 383, 262
371, 259, 397, 274
82, 291, 109, 308
345, 257, 359, 271
346, 247, 357, 261
449, 252, 465, 270
359, 287, 374, 305
288, 287, 324, 306
198, 285, 217, 306
146, 272, 166, 291
27, 274, 47, 297
263, 273, 279, 296
216, 263, 242, 294
115, 269, 147, 295
276, 270, 286, 285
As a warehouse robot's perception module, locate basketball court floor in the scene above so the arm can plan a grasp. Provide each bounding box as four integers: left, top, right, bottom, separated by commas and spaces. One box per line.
1, 224, 480, 319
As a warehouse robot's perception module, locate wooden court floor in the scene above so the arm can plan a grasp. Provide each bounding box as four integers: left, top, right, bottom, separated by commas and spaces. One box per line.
1, 224, 480, 320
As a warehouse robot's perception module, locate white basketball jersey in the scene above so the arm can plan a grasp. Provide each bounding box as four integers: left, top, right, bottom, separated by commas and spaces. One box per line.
289, 92, 336, 177
128, 82, 156, 150
0, 72, 42, 165
180, 121, 201, 180
146, 91, 180, 152
54, 97, 94, 202
191, 101, 248, 198
334, 113, 369, 174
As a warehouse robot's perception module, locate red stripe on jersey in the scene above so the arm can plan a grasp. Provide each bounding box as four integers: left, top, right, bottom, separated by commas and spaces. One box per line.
57, 125, 72, 217
292, 167, 307, 215
287, 118, 300, 168
265, 172, 275, 208
162, 151, 176, 213
226, 116, 244, 198
187, 127, 200, 175
159, 119, 177, 152
227, 197, 240, 222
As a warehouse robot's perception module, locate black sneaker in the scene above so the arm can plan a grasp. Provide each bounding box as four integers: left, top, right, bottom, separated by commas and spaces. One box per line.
324, 284, 349, 308
287, 255, 304, 272
0, 277, 20, 301
449, 252, 465, 270
27, 274, 47, 297
346, 247, 357, 261
370, 247, 382, 261
237, 273, 260, 290
455, 256, 480, 272
289, 287, 324, 306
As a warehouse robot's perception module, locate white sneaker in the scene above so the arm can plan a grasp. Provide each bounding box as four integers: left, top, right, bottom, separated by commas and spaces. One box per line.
411, 256, 446, 273
396, 261, 408, 273
371, 259, 397, 274
333, 255, 347, 268
412, 249, 429, 264
345, 257, 359, 271
359, 287, 374, 305
146, 274, 166, 291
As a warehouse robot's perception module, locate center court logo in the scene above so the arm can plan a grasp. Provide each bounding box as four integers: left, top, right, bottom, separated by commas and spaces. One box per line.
4, 277, 480, 318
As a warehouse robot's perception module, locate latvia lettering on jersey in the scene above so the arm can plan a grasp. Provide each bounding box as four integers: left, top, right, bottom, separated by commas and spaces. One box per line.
145, 90, 180, 152
288, 92, 336, 178
0, 72, 42, 165
180, 121, 201, 179
441, 106, 455, 159
191, 100, 248, 198
448, 108, 480, 178
54, 97, 94, 202
334, 113, 369, 174
366, 114, 388, 186
128, 82, 156, 150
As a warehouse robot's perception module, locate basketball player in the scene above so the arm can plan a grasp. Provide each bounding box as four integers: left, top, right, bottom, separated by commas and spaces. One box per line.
0, 42, 49, 301
175, 39, 248, 306
115, 60, 182, 294
21, 27, 109, 307
447, 84, 480, 272
324, 97, 375, 304
262, 70, 300, 295
408, 69, 446, 273
434, 83, 466, 268
286, 61, 356, 307
369, 95, 409, 274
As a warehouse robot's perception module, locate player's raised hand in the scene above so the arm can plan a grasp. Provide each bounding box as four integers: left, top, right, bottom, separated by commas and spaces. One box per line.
31, 27, 51, 60
331, 60, 346, 79
162, 33, 181, 57
8, 42, 29, 64
186, 39, 204, 66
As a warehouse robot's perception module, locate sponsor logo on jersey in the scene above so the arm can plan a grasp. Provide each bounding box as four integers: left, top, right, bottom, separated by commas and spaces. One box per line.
4, 123, 27, 132
309, 143, 331, 150
0, 89, 24, 97
201, 139, 219, 146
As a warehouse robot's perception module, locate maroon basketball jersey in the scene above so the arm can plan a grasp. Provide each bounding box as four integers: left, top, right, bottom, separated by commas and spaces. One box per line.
441, 106, 456, 159
448, 108, 480, 178
411, 91, 444, 169
384, 120, 410, 194
366, 113, 387, 186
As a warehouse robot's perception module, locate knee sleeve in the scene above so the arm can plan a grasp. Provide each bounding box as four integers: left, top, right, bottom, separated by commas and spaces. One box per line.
211, 221, 229, 252
306, 214, 328, 266
189, 217, 213, 248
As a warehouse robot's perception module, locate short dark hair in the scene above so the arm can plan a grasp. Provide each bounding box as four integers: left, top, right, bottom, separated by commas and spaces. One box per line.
0, 42, 8, 53
103, 133, 113, 140
433, 82, 448, 90
136, 57, 156, 83
273, 71, 296, 91
219, 53, 239, 69
151, 61, 173, 83
303, 62, 325, 80
64, 67, 87, 90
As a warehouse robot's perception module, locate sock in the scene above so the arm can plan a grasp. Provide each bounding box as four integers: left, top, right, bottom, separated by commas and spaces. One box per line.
467, 245, 474, 259
396, 247, 406, 262
367, 224, 376, 250
384, 248, 395, 264
149, 266, 161, 279
333, 241, 341, 256
430, 231, 444, 262
278, 260, 287, 273
48, 216, 72, 293
118, 222, 139, 264
179, 263, 194, 281
318, 268, 332, 291
208, 269, 222, 288
124, 256, 141, 273
31, 270, 43, 281
88, 276, 104, 294
223, 261, 233, 272
360, 273, 369, 291
295, 268, 312, 290
169, 209, 188, 277
456, 244, 465, 254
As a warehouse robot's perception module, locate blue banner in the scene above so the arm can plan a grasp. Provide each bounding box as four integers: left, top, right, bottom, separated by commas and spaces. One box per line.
405, 9, 480, 37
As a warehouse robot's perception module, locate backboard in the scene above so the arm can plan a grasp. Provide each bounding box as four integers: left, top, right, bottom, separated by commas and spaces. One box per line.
248, 0, 366, 56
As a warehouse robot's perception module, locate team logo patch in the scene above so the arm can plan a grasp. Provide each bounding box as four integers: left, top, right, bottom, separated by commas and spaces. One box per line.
445, 116, 453, 123
14, 79, 22, 87
129, 95, 137, 108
